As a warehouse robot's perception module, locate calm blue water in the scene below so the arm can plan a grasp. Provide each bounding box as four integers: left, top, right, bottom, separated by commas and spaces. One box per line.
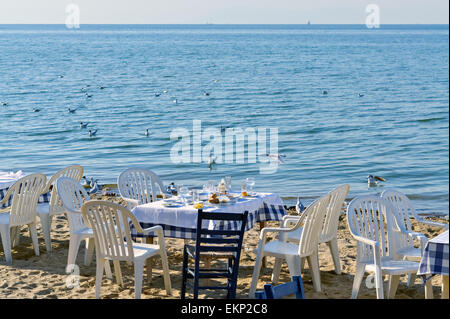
0, 24, 448, 215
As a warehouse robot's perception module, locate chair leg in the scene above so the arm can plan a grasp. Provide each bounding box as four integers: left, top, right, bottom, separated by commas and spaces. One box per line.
67, 235, 82, 267
248, 249, 265, 298
160, 251, 172, 295
351, 263, 365, 299
29, 223, 40, 257
388, 275, 401, 299
286, 255, 302, 277
307, 252, 321, 292
134, 261, 145, 299
424, 278, 434, 299
0, 226, 12, 263
84, 237, 95, 266
271, 257, 283, 285
374, 269, 385, 299
95, 258, 105, 299
114, 260, 123, 286
39, 213, 52, 252
407, 273, 416, 287
11, 226, 20, 247
181, 247, 188, 299
328, 238, 341, 275
104, 260, 113, 279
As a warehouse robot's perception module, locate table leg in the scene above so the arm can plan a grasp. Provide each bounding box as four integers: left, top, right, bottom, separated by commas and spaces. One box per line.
424, 279, 433, 299
259, 222, 267, 268
146, 237, 153, 283
442, 275, 449, 299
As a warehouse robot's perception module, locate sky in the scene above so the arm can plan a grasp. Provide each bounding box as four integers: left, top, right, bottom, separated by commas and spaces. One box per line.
0, 0, 448, 24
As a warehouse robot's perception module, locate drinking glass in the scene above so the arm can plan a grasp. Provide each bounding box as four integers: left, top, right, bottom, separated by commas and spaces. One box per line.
179, 186, 189, 204
207, 180, 215, 193
246, 177, 255, 195
241, 180, 247, 197
225, 176, 232, 192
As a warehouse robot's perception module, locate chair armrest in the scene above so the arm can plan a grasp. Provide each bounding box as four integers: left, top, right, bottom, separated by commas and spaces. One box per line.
122, 197, 140, 210
141, 225, 163, 237
417, 218, 449, 230
260, 226, 295, 240
352, 234, 379, 248
282, 216, 301, 228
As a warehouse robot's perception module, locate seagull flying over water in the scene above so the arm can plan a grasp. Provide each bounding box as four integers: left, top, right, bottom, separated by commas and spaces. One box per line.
367, 175, 386, 187
260, 153, 286, 164
145, 128, 150, 137
154, 93, 161, 97
1, 102, 7, 106
68, 107, 77, 113
208, 155, 217, 170
322, 90, 328, 95
204, 91, 210, 96
88, 129, 98, 137
80, 122, 89, 128
358, 93, 364, 98
32, 108, 40, 112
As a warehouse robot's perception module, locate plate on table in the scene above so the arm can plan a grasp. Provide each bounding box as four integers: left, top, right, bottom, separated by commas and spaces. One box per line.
161, 202, 184, 208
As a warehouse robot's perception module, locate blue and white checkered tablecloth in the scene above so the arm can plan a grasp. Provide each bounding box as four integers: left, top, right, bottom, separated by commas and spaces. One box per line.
0, 187, 51, 209
418, 230, 449, 277
131, 201, 286, 240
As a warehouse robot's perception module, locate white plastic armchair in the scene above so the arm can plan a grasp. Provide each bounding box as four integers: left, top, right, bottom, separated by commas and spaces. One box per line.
0, 174, 46, 263
346, 195, 425, 299
117, 168, 168, 210
249, 193, 331, 298
56, 177, 96, 267
37, 165, 84, 252
283, 184, 350, 275
81, 200, 172, 299
381, 190, 448, 230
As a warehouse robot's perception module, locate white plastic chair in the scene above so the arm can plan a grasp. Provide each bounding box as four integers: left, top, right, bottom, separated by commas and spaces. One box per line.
380, 190, 441, 286
81, 200, 172, 299
346, 195, 425, 299
381, 190, 448, 230
249, 193, 331, 298
56, 176, 96, 267
57, 177, 114, 279
117, 168, 168, 210
0, 174, 47, 263
283, 184, 350, 275
37, 165, 84, 252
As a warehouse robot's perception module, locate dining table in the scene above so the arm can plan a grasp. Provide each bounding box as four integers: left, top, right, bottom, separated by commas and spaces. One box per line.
130, 191, 287, 240
418, 230, 449, 299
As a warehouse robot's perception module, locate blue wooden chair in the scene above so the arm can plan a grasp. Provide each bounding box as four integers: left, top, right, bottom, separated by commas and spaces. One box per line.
255, 276, 305, 299
181, 209, 248, 299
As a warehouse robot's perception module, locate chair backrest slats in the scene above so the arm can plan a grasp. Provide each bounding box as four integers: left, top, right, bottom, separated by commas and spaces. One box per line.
81, 201, 135, 261
320, 184, 350, 242
46, 165, 83, 216
117, 168, 165, 205
194, 209, 248, 257
8, 174, 47, 227
56, 177, 90, 232
257, 276, 305, 299
347, 196, 398, 263
295, 193, 331, 256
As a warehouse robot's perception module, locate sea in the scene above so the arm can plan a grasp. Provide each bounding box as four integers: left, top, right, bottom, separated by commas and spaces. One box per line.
0, 24, 448, 216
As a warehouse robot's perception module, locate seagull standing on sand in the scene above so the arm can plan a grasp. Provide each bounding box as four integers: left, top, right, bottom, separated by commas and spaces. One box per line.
88, 129, 98, 137
80, 122, 89, 128
260, 153, 286, 164
367, 175, 386, 187
81, 176, 89, 186
88, 181, 99, 195
296, 196, 306, 214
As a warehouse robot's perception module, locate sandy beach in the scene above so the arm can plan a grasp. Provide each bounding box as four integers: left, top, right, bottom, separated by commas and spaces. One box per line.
0, 194, 447, 299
